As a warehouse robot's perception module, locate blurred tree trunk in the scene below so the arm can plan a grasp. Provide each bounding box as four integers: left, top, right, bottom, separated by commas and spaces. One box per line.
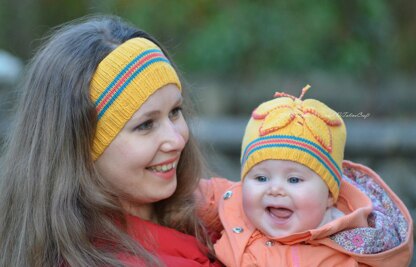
390, 0, 416, 73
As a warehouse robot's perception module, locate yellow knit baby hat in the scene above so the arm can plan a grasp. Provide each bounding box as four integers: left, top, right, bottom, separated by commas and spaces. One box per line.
90, 37, 181, 160
240, 85, 346, 200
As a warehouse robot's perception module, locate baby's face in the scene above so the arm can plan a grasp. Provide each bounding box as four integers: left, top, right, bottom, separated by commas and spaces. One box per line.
242, 160, 333, 238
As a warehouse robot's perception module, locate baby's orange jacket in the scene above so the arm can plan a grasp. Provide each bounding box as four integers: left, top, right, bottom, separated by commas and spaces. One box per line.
198, 161, 413, 267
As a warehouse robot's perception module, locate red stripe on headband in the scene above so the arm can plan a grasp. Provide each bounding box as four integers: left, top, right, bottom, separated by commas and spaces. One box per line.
96, 51, 164, 113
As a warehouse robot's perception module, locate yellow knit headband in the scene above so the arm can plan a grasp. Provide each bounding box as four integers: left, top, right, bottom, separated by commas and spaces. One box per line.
90, 37, 182, 160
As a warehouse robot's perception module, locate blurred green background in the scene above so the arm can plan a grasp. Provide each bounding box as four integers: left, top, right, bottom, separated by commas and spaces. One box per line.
0, 1, 415, 262
1, 0, 416, 76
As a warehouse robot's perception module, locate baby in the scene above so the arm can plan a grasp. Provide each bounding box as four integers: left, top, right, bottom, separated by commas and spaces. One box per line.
240, 85, 345, 239
210, 85, 413, 267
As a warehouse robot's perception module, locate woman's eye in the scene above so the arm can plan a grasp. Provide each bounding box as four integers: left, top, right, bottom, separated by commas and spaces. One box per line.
169, 107, 183, 120
255, 176, 268, 182
136, 120, 153, 131
288, 177, 301, 184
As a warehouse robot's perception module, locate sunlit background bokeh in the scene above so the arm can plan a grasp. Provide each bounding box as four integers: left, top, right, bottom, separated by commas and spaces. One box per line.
0, 1, 415, 263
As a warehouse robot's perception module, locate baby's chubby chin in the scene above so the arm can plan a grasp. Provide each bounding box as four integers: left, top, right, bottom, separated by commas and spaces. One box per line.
261, 210, 296, 238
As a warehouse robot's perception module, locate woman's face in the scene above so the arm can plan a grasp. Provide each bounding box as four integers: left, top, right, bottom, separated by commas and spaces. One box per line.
95, 84, 189, 220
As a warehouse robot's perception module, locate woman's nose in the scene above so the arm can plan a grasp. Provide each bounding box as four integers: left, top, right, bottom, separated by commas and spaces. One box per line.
160, 121, 187, 152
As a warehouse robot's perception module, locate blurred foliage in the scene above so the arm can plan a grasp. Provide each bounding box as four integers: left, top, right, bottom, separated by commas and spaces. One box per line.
0, 0, 415, 77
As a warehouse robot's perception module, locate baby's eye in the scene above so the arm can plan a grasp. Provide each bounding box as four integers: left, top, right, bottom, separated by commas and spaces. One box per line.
136, 120, 154, 131
255, 176, 268, 182
288, 177, 301, 184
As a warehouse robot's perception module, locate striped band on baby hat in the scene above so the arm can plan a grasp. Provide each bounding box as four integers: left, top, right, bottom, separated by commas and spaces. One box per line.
240, 86, 346, 201
90, 37, 181, 160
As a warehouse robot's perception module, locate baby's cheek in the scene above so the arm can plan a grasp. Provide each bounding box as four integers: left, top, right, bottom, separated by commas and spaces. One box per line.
298, 198, 328, 227
242, 187, 261, 216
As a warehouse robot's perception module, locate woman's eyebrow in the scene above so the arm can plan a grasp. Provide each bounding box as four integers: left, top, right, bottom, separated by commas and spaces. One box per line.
141, 110, 160, 118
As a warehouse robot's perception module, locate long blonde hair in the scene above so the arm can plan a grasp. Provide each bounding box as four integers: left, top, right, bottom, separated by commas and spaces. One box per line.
0, 15, 212, 267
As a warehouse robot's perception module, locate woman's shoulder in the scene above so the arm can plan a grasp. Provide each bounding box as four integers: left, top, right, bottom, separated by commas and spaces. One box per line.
124, 214, 222, 266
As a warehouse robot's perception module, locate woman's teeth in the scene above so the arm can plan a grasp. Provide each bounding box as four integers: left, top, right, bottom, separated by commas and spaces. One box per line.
147, 162, 176, 173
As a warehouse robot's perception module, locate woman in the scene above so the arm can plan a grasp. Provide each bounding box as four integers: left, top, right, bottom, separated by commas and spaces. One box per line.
0, 15, 228, 266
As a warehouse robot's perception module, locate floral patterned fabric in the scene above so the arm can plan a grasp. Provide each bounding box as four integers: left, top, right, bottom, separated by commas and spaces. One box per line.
330, 167, 409, 254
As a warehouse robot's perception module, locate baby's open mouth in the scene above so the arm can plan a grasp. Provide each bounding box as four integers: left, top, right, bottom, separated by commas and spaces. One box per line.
267, 207, 293, 219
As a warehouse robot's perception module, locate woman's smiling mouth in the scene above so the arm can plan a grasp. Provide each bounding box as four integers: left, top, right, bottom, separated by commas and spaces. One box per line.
146, 162, 177, 173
